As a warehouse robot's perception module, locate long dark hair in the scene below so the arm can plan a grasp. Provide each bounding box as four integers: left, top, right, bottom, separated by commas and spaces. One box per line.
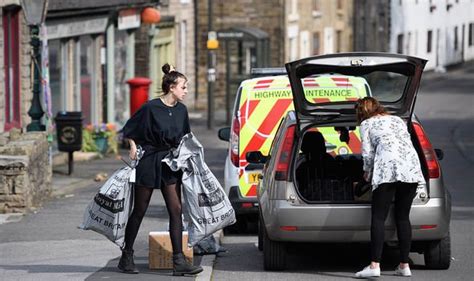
161, 63, 187, 94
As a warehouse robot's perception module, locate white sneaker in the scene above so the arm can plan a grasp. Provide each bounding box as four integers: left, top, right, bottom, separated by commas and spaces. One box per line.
395, 265, 412, 277
355, 265, 381, 278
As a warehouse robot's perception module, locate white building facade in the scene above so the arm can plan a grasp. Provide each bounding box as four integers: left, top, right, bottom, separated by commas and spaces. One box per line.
391, 0, 474, 71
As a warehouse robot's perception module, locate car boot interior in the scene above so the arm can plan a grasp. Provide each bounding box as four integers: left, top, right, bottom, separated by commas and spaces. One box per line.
295, 128, 370, 203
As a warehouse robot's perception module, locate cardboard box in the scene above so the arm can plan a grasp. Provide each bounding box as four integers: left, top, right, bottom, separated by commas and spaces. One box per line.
149, 231, 193, 269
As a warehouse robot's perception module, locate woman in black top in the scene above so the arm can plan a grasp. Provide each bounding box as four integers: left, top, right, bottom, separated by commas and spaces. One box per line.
118, 64, 202, 276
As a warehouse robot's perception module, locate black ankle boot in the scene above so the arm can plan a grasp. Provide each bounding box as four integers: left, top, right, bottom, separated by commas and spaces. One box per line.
118, 249, 139, 274
172, 252, 203, 276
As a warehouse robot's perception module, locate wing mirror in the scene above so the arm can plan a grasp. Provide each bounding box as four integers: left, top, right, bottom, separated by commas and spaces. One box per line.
434, 148, 444, 161
246, 151, 268, 164
218, 127, 230, 142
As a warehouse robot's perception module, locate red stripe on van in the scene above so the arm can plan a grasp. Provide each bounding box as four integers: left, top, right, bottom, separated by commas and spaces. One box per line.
331, 77, 349, 82
240, 98, 292, 159
253, 79, 274, 89
313, 98, 331, 103
239, 100, 260, 129
347, 131, 362, 154
246, 185, 257, 196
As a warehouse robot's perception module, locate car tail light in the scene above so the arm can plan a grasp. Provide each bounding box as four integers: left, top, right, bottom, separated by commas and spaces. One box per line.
241, 202, 253, 208
280, 226, 298, 231
274, 125, 296, 181
230, 117, 240, 167
413, 122, 440, 178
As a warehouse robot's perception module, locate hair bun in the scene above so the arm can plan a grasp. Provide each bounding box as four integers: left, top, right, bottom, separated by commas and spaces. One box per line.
162, 63, 176, 75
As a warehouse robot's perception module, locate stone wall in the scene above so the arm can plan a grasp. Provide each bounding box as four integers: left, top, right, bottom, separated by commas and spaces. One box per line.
196, 0, 285, 110
0, 130, 51, 213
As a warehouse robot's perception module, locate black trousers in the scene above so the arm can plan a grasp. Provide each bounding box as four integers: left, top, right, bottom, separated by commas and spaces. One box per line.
371, 182, 417, 263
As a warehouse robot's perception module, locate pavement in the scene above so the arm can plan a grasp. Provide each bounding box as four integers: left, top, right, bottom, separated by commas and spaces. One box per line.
0, 113, 230, 281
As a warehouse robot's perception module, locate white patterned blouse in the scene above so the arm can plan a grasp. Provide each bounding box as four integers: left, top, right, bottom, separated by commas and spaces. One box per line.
360, 114, 426, 191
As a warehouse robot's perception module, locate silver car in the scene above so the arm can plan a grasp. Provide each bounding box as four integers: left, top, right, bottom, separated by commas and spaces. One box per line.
248, 53, 451, 271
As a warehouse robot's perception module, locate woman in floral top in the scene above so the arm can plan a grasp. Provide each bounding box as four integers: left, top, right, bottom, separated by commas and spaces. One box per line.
354, 97, 425, 278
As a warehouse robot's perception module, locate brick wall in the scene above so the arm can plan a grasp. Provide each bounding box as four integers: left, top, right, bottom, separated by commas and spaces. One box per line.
135, 24, 150, 78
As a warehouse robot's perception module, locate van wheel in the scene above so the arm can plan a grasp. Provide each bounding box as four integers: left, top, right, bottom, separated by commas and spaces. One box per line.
424, 233, 451, 269
257, 217, 263, 251
263, 225, 286, 271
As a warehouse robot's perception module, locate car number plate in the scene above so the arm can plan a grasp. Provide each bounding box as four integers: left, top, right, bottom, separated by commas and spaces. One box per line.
247, 171, 262, 184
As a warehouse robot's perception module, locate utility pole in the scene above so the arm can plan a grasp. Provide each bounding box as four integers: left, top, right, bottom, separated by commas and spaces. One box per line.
207, 0, 215, 129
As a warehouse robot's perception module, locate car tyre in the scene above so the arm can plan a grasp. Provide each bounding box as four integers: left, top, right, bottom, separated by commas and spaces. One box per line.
263, 224, 286, 271
424, 232, 451, 269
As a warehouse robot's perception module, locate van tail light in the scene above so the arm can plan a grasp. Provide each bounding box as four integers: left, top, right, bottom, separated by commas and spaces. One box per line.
413, 122, 440, 178
275, 125, 296, 181
230, 116, 240, 167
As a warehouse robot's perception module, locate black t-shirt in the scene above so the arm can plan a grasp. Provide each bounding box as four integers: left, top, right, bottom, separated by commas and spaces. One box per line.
122, 98, 191, 188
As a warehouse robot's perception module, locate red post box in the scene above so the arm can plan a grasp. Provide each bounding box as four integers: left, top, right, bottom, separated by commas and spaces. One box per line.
127, 77, 152, 115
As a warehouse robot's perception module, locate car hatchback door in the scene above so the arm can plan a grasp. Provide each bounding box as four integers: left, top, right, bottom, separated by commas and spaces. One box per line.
285, 52, 427, 124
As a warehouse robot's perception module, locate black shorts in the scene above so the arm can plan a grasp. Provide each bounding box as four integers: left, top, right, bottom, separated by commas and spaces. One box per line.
160, 162, 182, 187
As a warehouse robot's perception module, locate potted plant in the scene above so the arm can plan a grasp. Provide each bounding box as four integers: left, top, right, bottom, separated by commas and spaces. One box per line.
83, 123, 118, 155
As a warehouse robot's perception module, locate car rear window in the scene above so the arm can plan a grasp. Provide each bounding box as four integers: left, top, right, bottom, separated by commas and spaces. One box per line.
301, 72, 409, 104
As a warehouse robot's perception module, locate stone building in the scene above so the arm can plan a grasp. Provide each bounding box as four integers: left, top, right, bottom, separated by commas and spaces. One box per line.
353, 0, 474, 71
195, 0, 354, 120
0, 0, 50, 213
146, 0, 197, 108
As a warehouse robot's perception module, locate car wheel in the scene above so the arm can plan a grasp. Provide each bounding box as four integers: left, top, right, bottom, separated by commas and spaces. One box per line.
263, 224, 286, 271
424, 232, 451, 269
257, 216, 263, 251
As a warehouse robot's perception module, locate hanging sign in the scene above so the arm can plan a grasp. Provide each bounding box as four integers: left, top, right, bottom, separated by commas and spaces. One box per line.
118, 8, 141, 30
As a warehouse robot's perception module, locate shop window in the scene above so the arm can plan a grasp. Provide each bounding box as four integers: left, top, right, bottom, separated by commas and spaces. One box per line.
49, 40, 62, 118
3, 8, 21, 130
80, 36, 93, 125
427, 30, 433, 53
114, 30, 128, 126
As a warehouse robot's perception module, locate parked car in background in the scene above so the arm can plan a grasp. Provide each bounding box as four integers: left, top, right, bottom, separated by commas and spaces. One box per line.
249, 53, 451, 271
218, 69, 370, 229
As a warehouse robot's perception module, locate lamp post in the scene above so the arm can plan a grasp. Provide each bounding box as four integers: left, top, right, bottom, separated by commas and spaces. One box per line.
21, 0, 48, 132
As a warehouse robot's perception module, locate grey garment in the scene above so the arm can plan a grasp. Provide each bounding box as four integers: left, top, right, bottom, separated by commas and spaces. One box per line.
163, 133, 236, 246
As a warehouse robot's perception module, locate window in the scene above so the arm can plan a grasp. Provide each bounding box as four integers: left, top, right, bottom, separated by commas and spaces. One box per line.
289, 37, 298, 61
337, 0, 343, 9
336, 30, 342, 52
469, 23, 473, 46
312, 0, 320, 11
397, 34, 404, 54
427, 30, 433, 53
3, 8, 21, 130
454, 26, 458, 50
312, 32, 320, 55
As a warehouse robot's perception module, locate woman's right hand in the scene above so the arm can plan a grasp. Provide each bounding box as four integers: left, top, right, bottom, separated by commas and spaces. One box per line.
129, 140, 137, 160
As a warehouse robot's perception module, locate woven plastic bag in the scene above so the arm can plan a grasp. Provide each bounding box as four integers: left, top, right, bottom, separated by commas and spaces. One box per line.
79, 166, 134, 248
